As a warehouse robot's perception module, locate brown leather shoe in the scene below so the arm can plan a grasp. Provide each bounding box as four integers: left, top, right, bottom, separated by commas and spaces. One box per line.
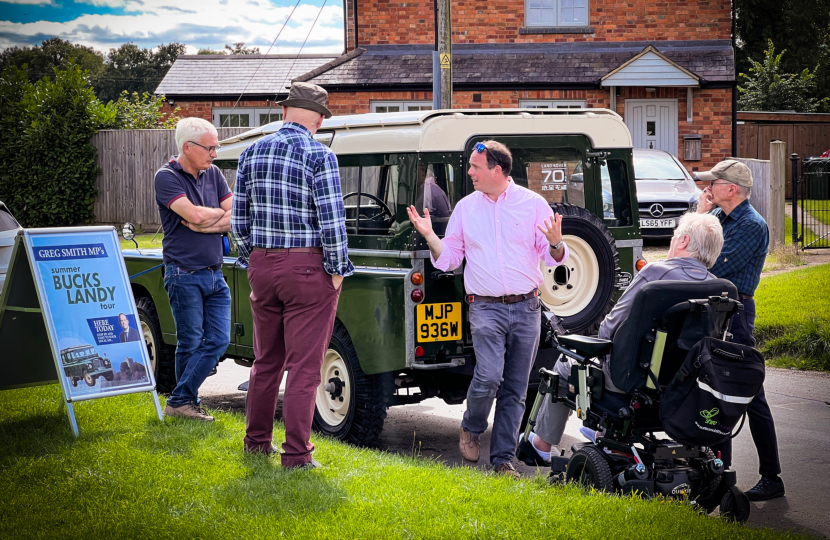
164, 402, 214, 422
493, 462, 521, 479
459, 427, 480, 463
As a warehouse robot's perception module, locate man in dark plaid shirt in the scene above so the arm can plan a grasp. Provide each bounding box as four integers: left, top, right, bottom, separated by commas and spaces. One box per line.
231, 82, 353, 470
695, 159, 784, 501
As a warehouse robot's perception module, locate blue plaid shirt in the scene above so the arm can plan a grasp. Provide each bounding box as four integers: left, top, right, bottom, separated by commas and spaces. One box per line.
709, 199, 769, 296
230, 122, 354, 276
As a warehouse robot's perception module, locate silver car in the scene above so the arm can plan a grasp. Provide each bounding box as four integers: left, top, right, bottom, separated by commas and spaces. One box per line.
632, 149, 700, 239
0, 201, 23, 295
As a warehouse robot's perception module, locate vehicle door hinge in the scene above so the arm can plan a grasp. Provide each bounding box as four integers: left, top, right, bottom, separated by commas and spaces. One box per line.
234, 323, 245, 337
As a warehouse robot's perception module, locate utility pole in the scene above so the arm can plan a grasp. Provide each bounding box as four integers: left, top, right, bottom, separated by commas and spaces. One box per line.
433, 0, 452, 110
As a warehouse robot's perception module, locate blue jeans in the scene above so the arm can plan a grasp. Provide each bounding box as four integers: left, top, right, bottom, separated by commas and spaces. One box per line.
164, 264, 231, 408
463, 296, 541, 465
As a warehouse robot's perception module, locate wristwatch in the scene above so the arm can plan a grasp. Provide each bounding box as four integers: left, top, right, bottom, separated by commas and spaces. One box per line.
550, 240, 564, 250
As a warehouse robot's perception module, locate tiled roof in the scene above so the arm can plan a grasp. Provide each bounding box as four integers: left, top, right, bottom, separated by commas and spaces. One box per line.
303, 41, 734, 87
155, 54, 339, 97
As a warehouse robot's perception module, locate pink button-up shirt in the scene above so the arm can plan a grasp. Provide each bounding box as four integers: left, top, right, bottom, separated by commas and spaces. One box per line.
432, 179, 570, 296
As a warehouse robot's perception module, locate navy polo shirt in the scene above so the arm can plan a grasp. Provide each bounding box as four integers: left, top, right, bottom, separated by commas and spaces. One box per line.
154, 157, 232, 270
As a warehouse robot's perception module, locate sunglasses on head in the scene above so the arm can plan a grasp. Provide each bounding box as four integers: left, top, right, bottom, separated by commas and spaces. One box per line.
474, 142, 487, 153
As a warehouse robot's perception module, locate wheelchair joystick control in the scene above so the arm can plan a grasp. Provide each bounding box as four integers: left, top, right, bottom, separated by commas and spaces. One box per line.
709, 458, 725, 475
618, 406, 634, 419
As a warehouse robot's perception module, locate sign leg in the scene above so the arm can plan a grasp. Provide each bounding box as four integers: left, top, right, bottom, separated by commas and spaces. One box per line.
65, 401, 79, 437
151, 390, 165, 421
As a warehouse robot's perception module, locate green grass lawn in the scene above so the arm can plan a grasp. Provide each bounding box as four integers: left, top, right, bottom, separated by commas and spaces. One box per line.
0, 386, 800, 540
120, 232, 164, 250
755, 263, 830, 371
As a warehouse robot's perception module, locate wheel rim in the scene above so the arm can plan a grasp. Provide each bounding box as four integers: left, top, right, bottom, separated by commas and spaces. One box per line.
84, 371, 94, 386
141, 319, 158, 375
539, 234, 599, 316
315, 348, 351, 428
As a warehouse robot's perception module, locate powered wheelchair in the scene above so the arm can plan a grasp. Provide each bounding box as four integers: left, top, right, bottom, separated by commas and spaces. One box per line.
518, 279, 759, 523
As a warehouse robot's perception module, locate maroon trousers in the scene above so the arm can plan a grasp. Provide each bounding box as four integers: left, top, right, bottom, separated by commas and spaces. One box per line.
244, 250, 341, 467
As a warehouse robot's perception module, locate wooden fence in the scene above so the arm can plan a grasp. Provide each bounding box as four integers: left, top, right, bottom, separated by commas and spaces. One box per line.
92, 128, 247, 229
732, 140, 787, 248
736, 112, 830, 198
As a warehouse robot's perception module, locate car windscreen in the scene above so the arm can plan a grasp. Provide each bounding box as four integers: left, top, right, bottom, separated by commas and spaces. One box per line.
0, 206, 20, 232
633, 153, 688, 180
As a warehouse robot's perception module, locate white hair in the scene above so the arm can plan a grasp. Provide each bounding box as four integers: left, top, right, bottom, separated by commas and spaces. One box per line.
674, 212, 724, 268
175, 117, 218, 154
736, 184, 752, 200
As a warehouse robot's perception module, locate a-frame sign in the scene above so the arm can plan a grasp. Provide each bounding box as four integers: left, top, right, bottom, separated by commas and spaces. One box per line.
0, 227, 163, 436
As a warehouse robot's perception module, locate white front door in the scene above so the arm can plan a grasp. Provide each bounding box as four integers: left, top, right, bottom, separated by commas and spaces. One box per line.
625, 99, 678, 156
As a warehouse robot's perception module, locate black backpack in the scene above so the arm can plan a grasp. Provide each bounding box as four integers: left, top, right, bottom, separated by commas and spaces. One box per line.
660, 336, 765, 447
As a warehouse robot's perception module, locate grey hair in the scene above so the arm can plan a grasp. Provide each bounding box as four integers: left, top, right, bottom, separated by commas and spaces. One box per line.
175, 117, 218, 154
736, 184, 752, 200
674, 212, 724, 268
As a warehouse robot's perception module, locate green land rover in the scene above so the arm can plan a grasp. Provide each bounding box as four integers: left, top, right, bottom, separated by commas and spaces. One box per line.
123, 109, 646, 445
60, 344, 114, 387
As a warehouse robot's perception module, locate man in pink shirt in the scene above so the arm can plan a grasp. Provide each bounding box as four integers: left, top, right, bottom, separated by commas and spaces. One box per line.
407, 140, 568, 477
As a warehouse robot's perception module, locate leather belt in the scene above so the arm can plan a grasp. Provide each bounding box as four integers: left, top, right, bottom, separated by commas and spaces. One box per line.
253, 246, 323, 254
467, 289, 540, 305
739, 293, 754, 300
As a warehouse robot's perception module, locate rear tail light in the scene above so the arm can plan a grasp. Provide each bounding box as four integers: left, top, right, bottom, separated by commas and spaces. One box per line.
410, 272, 424, 285
415, 346, 424, 357
636, 259, 648, 272
411, 289, 424, 302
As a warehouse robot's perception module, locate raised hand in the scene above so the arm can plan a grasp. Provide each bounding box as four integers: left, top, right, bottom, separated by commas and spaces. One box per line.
537, 212, 563, 246
697, 187, 716, 213
407, 206, 434, 238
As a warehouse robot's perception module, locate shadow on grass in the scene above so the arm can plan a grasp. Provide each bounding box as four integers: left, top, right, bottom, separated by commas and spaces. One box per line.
0, 414, 76, 459
212, 454, 348, 518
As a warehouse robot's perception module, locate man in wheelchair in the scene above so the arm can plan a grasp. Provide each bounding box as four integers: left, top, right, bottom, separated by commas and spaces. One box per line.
517, 213, 763, 522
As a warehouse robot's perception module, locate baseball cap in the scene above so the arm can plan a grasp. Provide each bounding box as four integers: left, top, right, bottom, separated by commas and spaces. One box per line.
694, 159, 753, 188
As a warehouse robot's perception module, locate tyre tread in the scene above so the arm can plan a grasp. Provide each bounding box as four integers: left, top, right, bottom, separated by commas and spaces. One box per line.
136, 297, 176, 393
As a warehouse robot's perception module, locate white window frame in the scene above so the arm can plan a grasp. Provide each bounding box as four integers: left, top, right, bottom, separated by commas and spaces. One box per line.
520, 100, 587, 109
212, 108, 283, 128
370, 101, 433, 113
525, 0, 589, 27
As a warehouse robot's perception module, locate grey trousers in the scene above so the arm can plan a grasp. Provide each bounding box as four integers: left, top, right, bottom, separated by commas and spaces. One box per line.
535, 397, 573, 446
462, 296, 541, 465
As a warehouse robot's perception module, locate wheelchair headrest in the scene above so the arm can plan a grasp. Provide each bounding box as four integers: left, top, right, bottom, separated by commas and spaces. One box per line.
609, 279, 738, 393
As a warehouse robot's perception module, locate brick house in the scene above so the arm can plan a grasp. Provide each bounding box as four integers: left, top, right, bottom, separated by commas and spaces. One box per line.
157, 0, 736, 173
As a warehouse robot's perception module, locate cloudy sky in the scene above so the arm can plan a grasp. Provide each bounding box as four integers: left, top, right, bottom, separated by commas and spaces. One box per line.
0, 0, 345, 55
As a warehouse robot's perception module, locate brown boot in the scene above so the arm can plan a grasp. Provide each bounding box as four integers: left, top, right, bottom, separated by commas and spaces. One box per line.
493, 462, 521, 479
459, 427, 480, 463
164, 402, 214, 422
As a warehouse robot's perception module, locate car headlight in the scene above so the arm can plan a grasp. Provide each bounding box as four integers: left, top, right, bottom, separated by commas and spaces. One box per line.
88, 363, 93, 369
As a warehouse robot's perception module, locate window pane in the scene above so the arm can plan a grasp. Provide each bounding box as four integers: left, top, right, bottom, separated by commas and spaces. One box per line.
541, 8, 555, 24
259, 113, 282, 125
527, 9, 541, 24
406, 105, 432, 111
414, 163, 454, 236
542, 0, 554, 8
239, 115, 250, 127
600, 160, 633, 227
633, 152, 688, 180
519, 148, 586, 208
529, 0, 542, 8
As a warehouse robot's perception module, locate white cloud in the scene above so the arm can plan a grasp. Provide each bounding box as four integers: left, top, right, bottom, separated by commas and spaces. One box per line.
0, 1, 344, 54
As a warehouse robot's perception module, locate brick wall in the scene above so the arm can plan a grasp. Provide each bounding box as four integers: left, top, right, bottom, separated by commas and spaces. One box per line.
160, 100, 281, 122
347, 0, 731, 48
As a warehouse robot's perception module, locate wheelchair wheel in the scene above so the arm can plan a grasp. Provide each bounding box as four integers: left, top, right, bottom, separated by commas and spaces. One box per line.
566, 447, 613, 492
719, 487, 751, 523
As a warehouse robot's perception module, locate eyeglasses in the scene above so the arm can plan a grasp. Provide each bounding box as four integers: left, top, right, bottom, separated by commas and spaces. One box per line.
474, 142, 487, 153
188, 141, 220, 153
708, 181, 733, 188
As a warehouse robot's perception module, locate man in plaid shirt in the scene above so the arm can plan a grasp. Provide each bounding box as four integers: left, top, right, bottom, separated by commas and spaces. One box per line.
695, 159, 784, 501
231, 82, 354, 469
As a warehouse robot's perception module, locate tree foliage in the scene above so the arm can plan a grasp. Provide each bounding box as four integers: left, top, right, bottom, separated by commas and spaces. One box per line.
95, 42, 186, 103
0, 61, 181, 227
197, 42, 261, 55
738, 40, 829, 113
103, 91, 181, 130
0, 38, 105, 85
735, 0, 830, 112
0, 63, 109, 227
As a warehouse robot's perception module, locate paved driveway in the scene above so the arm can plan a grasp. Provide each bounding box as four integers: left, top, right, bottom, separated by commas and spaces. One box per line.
201, 362, 830, 538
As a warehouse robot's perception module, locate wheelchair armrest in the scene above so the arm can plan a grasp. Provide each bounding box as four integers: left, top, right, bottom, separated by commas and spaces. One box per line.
557, 334, 613, 359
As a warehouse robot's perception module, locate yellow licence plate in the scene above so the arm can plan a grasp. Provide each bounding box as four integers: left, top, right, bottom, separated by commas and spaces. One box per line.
416, 302, 462, 342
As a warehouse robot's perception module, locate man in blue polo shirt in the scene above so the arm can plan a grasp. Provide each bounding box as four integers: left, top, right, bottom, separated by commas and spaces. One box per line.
696, 159, 785, 501
154, 117, 233, 422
